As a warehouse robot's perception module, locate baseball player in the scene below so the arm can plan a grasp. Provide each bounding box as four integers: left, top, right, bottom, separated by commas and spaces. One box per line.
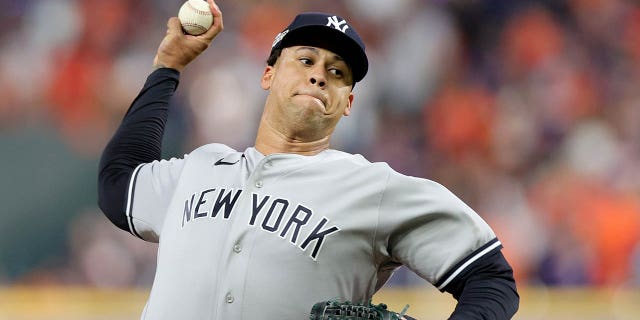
98, 0, 519, 319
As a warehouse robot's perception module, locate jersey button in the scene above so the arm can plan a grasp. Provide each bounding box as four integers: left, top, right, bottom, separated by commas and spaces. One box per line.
255, 180, 263, 188
233, 244, 242, 253
225, 293, 234, 304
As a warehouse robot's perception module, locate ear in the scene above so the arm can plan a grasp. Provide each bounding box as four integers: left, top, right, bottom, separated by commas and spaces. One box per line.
261, 65, 274, 90
343, 93, 355, 116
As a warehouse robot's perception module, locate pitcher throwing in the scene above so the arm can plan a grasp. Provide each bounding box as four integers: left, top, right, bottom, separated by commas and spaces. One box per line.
98, 0, 519, 319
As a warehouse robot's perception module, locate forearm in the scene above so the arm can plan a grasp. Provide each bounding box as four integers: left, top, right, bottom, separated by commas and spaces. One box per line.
97, 68, 180, 231
445, 250, 519, 320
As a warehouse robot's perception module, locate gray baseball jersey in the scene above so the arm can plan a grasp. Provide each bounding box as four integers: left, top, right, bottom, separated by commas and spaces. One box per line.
125, 143, 498, 319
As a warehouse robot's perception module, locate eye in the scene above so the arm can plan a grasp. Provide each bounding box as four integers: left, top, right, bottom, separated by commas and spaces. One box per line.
329, 68, 344, 78
299, 58, 313, 65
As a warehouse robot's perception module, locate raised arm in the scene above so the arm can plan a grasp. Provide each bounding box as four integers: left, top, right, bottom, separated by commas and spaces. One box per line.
98, 0, 223, 232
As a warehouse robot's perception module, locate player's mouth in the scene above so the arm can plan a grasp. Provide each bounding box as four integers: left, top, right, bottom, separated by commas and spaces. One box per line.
294, 91, 327, 108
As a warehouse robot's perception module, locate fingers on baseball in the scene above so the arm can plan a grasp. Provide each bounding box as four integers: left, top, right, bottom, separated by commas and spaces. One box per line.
204, 0, 224, 36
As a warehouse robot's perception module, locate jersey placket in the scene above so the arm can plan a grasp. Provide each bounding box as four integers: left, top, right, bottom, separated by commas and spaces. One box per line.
213, 155, 273, 319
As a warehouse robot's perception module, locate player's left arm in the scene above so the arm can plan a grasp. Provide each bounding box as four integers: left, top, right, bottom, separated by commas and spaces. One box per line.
379, 170, 519, 319
437, 243, 519, 319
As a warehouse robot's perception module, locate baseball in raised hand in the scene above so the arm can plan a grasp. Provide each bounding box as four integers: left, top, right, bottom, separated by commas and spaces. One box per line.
153, 0, 224, 71
179, 0, 213, 35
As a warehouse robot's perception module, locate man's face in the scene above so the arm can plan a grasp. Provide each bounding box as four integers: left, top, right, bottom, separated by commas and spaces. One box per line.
260, 46, 355, 140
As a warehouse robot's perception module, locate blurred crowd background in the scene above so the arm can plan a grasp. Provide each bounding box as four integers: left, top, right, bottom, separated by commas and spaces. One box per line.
1, 0, 639, 291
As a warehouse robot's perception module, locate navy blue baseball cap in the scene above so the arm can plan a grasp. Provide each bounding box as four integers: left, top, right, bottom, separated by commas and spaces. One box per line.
270, 12, 369, 83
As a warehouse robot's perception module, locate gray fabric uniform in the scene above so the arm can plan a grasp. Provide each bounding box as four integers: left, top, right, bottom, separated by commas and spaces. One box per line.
126, 143, 498, 319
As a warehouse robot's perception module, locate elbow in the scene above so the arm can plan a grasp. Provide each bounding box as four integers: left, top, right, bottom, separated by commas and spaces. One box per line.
97, 166, 133, 232
445, 249, 520, 319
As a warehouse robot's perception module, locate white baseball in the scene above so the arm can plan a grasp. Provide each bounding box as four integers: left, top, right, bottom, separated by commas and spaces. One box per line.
178, 0, 213, 36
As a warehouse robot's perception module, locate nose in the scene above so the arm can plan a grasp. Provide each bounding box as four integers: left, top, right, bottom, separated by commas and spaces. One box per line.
309, 77, 325, 87
308, 67, 327, 88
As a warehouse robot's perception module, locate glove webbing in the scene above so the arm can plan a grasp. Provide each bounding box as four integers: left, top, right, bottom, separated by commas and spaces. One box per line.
309, 299, 410, 320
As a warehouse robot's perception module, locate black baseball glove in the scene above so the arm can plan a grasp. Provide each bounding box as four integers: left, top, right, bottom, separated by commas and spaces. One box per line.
309, 299, 416, 320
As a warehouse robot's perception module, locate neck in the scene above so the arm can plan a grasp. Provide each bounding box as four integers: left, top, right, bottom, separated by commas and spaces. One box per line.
254, 120, 331, 156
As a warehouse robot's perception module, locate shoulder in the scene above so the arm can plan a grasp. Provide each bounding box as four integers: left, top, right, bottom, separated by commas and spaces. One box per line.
188, 143, 239, 158
142, 143, 238, 172
165, 143, 242, 166
350, 157, 462, 206
323, 149, 392, 172
325, 150, 448, 190
385, 167, 458, 199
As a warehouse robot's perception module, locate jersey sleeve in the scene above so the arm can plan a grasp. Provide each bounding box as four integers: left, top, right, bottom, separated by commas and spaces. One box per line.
377, 168, 499, 287
126, 157, 186, 242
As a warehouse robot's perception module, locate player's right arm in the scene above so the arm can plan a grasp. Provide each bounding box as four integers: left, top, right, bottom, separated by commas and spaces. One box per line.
98, 0, 223, 239
97, 66, 180, 239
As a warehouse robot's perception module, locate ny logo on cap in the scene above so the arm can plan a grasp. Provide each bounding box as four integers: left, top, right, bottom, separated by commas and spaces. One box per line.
326, 16, 349, 33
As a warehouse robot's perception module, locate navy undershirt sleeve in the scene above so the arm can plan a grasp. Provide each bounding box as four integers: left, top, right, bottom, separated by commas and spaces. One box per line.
443, 249, 520, 319
97, 68, 180, 232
